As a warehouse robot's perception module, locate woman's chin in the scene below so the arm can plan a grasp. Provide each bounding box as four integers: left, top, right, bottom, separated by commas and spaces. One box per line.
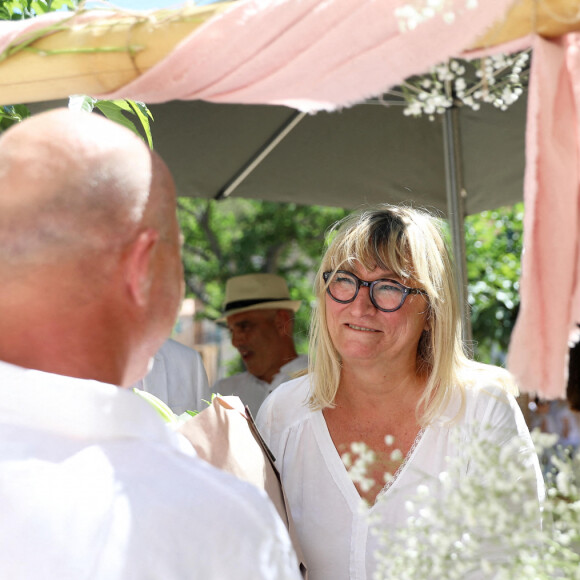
340, 350, 384, 366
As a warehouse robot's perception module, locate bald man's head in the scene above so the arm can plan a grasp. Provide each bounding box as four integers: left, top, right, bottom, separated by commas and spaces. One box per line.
0, 109, 184, 385
0, 109, 155, 266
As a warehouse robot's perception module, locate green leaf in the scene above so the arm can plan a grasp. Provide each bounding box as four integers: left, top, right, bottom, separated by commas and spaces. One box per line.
0, 0, 78, 20
94, 99, 140, 137
105, 99, 133, 112
93, 99, 154, 148
127, 100, 154, 149
30, 0, 77, 14
0, 103, 30, 131
133, 388, 177, 424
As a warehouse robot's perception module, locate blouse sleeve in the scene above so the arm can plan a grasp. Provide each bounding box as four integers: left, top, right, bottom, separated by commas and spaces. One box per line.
457, 385, 546, 579
465, 384, 544, 496
255, 383, 291, 462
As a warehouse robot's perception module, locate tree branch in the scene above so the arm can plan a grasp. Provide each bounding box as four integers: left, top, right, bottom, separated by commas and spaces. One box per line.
182, 243, 212, 262
264, 243, 285, 273
184, 276, 212, 308
177, 199, 204, 221
197, 203, 223, 262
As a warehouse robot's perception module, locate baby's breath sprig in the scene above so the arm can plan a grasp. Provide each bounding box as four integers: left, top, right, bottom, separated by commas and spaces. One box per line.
386, 50, 531, 120
366, 426, 580, 579
395, 0, 479, 32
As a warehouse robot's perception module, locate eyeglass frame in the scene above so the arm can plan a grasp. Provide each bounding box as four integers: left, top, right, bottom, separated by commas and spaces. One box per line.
322, 270, 427, 313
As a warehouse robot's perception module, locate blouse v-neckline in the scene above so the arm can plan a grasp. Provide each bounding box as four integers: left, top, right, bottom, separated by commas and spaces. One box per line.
312, 409, 428, 511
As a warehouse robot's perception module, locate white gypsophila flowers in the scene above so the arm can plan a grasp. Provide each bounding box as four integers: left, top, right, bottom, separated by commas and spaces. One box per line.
395, 0, 478, 32
390, 49, 530, 120
342, 441, 377, 494
341, 423, 580, 578
342, 438, 406, 506
339, 424, 578, 580
370, 426, 580, 579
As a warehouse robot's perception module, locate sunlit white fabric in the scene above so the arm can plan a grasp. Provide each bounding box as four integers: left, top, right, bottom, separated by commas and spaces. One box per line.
0, 360, 300, 580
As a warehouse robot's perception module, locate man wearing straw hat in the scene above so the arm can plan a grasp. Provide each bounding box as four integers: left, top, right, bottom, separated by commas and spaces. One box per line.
212, 273, 308, 416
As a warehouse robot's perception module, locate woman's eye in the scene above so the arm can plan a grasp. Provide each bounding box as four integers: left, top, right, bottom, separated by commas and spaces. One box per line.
336, 276, 355, 285
376, 282, 402, 293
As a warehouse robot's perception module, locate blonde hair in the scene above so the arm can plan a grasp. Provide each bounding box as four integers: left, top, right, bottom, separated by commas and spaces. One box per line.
308, 204, 517, 425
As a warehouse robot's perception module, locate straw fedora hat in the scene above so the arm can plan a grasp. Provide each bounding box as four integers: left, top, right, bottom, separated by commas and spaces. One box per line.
219, 273, 301, 321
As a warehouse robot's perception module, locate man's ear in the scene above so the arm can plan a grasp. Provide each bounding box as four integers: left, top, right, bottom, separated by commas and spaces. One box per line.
125, 228, 159, 307
275, 309, 292, 335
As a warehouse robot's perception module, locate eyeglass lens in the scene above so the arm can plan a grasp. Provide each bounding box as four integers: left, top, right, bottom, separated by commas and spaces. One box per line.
326, 271, 407, 311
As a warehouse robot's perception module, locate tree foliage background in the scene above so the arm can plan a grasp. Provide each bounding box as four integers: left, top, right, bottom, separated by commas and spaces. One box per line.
465, 203, 523, 363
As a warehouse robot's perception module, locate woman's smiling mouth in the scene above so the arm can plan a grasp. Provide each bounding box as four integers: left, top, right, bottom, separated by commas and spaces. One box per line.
346, 323, 380, 332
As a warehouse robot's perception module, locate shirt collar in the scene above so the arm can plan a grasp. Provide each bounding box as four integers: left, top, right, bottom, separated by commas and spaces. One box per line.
245, 354, 308, 386
280, 354, 308, 375
0, 360, 177, 445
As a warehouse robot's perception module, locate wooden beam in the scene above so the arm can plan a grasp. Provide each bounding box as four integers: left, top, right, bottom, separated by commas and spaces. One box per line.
472, 0, 580, 48
0, 3, 232, 105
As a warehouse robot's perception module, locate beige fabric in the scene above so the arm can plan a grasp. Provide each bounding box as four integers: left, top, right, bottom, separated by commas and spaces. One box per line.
179, 396, 308, 579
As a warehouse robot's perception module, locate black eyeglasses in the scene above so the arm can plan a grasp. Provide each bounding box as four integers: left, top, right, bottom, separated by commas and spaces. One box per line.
323, 270, 426, 313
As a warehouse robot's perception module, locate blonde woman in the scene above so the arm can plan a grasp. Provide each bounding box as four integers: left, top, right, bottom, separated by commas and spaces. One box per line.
257, 205, 543, 580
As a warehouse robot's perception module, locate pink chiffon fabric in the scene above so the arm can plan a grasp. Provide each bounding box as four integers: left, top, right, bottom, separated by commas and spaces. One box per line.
97, 0, 516, 112
507, 33, 580, 399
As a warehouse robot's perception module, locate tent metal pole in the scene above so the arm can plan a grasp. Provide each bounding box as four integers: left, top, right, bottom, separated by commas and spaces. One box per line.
216, 110, 308, 200
442, 106, 473, 346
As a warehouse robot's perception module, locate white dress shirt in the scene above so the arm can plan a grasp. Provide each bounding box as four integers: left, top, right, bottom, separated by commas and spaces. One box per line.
257, 375, 544, 580
212, 354, 308, 417
0, 360, 301, 580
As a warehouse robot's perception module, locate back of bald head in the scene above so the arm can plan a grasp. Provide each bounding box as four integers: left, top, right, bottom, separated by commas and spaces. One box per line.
0, 109, 159, 267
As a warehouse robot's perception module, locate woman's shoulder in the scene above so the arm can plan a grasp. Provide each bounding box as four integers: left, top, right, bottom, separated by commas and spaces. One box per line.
437, 368, 520, 427
458, 363, 518, 408
465, 378, 513, 402
257, 374, 313, 431
465, 381, 513, 412
460, 374, 525, 433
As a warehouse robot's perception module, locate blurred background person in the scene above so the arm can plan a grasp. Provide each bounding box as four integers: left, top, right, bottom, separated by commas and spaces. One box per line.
212, 273, 307, 415
529, 397, 580, 472
133, 338, 210, 414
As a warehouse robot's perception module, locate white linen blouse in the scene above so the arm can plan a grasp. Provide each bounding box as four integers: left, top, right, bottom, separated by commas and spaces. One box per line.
256, 374, 544, 580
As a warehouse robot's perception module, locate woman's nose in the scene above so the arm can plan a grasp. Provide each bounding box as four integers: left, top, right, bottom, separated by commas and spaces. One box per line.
350, 286, 375, 315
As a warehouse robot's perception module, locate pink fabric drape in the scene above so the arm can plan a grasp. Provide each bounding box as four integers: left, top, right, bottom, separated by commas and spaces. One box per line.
508, 34, 580, 399
98, 0, 516, 112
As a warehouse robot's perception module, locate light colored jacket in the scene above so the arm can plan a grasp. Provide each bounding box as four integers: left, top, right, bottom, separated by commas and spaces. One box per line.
140, 339, 210, 414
